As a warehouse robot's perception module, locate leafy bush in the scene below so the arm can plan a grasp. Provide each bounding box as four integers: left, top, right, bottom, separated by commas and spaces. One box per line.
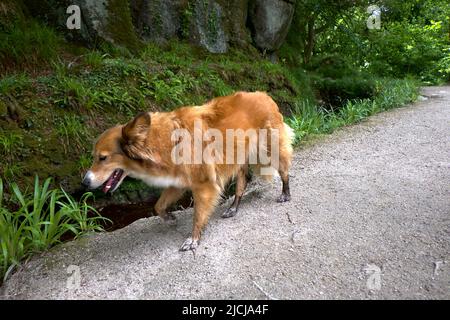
315, 75, 378, 108
0, 177, 109, 282
367, 20, 450, 83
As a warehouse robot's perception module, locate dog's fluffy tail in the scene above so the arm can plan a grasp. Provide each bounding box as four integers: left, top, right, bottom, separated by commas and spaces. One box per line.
252, 122, 294, 182
283, 122, 295, 154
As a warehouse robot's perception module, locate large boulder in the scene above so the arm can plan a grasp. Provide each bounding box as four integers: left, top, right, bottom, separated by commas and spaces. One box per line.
75, 0, 140, 50
187, 0, 228, 53
22, 0, 140, 51
216, 0, 252, 48
248, 0, 295, 52
19, 0, 296, 54
130, 0, 249, 51
130, 0, 187, 42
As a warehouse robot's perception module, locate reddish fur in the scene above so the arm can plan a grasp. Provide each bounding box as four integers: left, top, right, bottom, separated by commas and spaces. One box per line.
87, 91, 293, 248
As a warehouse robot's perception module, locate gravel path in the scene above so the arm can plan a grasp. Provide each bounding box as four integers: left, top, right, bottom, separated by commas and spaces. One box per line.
1, 86, 449, 299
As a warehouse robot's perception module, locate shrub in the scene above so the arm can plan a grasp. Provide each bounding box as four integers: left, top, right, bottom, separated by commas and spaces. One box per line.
315, 75, 378, 108
367, 20, 450, 83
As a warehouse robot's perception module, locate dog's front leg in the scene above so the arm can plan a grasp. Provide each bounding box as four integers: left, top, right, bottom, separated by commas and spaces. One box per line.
154, 187, 186, 224
180, 182, 220, 251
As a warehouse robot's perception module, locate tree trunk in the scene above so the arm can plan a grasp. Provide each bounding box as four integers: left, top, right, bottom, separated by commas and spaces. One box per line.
303, 17, 316, 65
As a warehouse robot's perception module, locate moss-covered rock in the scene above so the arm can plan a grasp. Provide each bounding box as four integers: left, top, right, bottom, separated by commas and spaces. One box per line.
248, 0, 296, 52
20, 0, 140, 51
187, 0, 227, 53
216, 0, 251, 48
18, 0, 297, 55
104, 0, 140, 51
130, 0, 187, 42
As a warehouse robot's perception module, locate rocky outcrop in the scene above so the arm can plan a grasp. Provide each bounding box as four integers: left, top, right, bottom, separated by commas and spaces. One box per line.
130, 0, 186, 42
20, 0, 297, 54
129, 0, 250, 53
216, 0, 252, 48
188, 0, 227, 53
248, 0, 295, 52
22, 0, 139, 50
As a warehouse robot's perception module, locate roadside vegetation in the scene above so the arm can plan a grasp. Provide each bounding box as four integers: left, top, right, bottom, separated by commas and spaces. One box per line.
0, 177, 109, 283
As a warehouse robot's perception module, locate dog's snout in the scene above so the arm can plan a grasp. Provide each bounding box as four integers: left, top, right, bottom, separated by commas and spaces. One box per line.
81, 171, 94, 189
81, 176, 90, 188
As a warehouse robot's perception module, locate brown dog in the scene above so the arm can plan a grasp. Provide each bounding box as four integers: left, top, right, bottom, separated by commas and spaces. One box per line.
82, 91, 293, 250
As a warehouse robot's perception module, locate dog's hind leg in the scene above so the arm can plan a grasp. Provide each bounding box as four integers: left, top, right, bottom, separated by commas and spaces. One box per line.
276, 147, 292, 203
222, 164, 248, 218
180, 182, 220, 251
155, 187, 186, 224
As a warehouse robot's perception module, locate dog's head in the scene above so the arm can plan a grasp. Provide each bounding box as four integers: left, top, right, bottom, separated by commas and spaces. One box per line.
82, 112, 151, 193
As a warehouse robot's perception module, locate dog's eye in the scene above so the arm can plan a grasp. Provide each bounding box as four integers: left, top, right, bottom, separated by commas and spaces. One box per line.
99, 155, 107, 161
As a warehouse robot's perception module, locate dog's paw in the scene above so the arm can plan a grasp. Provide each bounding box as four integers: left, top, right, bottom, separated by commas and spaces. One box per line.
179, 237, 199, 251
276, 193, 291, 203
222, 207, 238, 219
160, 212, 177, 226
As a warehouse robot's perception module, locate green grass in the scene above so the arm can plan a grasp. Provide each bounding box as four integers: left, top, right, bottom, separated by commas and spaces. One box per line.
51, 77, 102, 111
1, 164, 23, 181
77, 154, 93, 174
0, 73, 31, 97
56, 115, 90, 153
0, 131, 23, 162
83, 51, 108, 69
0, 176, 110, 283
0, 20, 60, 72
287, 78, 419, 144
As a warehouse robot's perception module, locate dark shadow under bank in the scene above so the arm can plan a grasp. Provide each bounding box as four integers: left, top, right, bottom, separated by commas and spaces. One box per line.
61, 189, 195, 242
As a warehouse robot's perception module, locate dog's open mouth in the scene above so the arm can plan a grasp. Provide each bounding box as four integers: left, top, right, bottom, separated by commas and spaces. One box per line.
102, 169, 124, 193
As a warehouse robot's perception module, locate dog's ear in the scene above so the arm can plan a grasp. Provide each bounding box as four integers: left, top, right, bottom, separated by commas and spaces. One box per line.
121, 112, 151, 159
122, 112, 151, 142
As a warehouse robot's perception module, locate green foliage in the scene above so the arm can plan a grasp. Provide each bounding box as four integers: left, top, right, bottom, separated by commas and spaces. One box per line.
49, 59, 147, 114
0, 73, 31, 97
315, 75, 378, 107
51, 77, 102, 111
83, 52, 108, 69
283, 0, 450, 84
366, 20, 450, 83
287, 78, 418, 144
56, 115, 90, 153
0, 130, 24, 180
0, 176, 110, 282
0, 20, 60, 72
77, 154, 93, 173
282, 0, 366, 65
0, 131, 23, 162
144, 69, 199, 108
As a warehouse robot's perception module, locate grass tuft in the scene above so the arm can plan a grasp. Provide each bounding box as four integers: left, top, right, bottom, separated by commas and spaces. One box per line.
0, 176, 110, 283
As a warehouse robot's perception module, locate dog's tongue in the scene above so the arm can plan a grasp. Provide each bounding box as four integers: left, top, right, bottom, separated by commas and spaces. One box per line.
102, 173, 116, 193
